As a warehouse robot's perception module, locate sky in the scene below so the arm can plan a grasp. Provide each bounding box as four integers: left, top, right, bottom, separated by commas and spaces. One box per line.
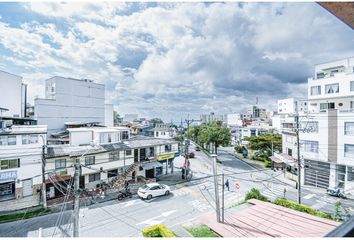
0, 2, 353, 123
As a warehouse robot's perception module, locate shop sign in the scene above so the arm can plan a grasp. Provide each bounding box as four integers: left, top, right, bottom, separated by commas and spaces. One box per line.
158, 153, 175, 161
0, 171, 17, 181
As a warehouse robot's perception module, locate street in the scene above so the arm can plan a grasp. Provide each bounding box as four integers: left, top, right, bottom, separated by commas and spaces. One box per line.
1, 143, 353, 237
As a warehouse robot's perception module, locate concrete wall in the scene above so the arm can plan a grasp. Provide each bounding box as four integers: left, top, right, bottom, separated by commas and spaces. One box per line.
0, 71, 23, 118
35, 77, 105, 134
105, 104, 114, 127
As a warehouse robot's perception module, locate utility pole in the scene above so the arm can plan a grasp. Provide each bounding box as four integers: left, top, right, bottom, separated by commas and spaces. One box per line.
271, 140, 274, 170
221, 173, 225, 223
41, 144, 47, 209
295, 114, 301, 204
211, 154, 221, 223
73, 158, 81, 237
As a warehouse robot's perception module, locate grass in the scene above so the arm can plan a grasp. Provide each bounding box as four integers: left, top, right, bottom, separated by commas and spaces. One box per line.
185, 224, 219, 237
227, 200, 246, 209
0, 208, 50, 223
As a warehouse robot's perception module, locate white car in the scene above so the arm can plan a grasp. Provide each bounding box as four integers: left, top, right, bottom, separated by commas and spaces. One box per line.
137, 183, 171, 200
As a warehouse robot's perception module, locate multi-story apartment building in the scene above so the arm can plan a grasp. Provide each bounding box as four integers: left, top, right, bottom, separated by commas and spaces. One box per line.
279, 57, 354, 197
35, 77, 110, 134
200, 112, 227, 123
277, 98, 308, 115
0, 71, 27, 118
0, 125, 47, 211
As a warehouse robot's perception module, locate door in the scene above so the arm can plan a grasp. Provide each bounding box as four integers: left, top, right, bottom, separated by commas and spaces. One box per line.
145, 169, 154, 178
134, 149, 139, 163
304, 160, 330, 189
22, 179, 33, 197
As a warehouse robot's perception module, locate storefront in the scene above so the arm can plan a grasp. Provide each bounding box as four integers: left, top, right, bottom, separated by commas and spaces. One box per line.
0, 171, 17, 201
142, 161, 163, 178
45, 174, 73, 199
157, 153, 175, 175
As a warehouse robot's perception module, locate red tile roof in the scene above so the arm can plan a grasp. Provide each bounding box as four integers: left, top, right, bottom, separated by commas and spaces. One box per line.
200, 199, 340, 237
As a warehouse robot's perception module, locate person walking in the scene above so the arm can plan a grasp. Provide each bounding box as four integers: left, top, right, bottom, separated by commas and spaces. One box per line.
225, 179, 230, 191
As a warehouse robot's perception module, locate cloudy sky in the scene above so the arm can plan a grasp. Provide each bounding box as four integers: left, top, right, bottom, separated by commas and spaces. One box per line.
0, 2, 353, 122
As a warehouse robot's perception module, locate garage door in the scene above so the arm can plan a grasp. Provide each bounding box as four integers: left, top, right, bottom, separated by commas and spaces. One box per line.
304, 160, 330, 189
22, 179, 33, 197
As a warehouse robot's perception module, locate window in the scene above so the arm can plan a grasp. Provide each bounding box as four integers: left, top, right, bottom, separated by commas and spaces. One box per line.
108, 134, 112, 143
350, 81, 354, 92
89, 173, 100, 182
301, 141, 319, 153
345, 122, 354, 136
165, 145, 171, 152
22, 135, 38, 145
156, 132, 159, 137
122, 131, 129, 140
55, 159, 66, 169
85, 156, 95, 165
301, 121, 318, 133
348, 167, 354, 182
109, 152, 119, 161
325, 83, 339, 94
320, 102, 335, 110
107, 169, 118, 178
0, 159, 20, 170
316, 72, 325, 79
0, 136, 16, 146
311, 86, 321, 95
149, 147, 154, 157
287, 148, 292, 156
344, 144, 354, 158
125, 150, 132, 156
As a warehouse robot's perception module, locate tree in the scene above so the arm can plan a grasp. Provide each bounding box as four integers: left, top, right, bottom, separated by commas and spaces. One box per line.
198, 121, 231, 154
113, 111, 122, 125
149, 118, 164, 126
243, 133, 282, 153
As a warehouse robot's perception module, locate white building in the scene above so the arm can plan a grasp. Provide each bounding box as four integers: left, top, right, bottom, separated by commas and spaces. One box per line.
200, 112, 227, 123
227, 113, 243, 127
152, 124, 177, 139
0, 70, 27, 118
35, 77, 106, 134
104, 104, 114, 127
279, 57, 354, 197
0, 125, 47, 211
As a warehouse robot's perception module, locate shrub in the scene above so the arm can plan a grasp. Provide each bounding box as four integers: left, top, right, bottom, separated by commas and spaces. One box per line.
264, 160, 272, 168
274, 198, 333, 220
185, 224, 219, 237
235, 145, 243, 153
245, 188, 268, 202
142, 224, 176, 237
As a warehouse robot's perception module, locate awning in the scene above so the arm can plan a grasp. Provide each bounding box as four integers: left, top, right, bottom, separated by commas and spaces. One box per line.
271, 153, 296, 167
143, 161, 163, 170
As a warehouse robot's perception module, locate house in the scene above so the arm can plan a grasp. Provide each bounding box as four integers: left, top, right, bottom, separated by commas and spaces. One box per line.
152, 123, 177, 139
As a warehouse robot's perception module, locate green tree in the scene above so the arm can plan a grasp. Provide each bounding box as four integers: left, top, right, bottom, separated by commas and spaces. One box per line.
113, 111, 122, 125
243, 133, 282, 153
198, 121, 231, 154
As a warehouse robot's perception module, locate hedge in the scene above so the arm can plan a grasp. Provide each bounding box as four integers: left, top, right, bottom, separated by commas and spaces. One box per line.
142, 224, 176, 237
274, 198, 333, 220
234, 146, 243, 154
245, 188, 268, 202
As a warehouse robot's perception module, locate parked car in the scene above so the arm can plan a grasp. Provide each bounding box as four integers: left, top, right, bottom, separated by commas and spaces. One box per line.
195, 146, 201, 151
138, 183, 171, 200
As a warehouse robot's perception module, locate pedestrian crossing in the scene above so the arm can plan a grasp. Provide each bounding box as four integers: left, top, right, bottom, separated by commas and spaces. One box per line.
260, 183, 287, 200
199, 180, 244, 207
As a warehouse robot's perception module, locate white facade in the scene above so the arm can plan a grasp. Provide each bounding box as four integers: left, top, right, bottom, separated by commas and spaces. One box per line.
104, 104, 114, 127
35, 77, 105, 134
0, 71, 26, 118
277, 98, 308, 115
68, 127, 130, 146
227, 113, 243, 126
200, 112, 227, 123
0, 125, 47, 211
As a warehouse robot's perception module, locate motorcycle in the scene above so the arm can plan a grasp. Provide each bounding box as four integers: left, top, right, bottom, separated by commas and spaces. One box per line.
326, 187, 346, 199
117, 188, 133, 201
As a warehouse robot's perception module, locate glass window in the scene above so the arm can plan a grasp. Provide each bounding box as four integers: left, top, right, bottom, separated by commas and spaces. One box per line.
348, 167, 354, 182
22, 135, 38, 144
0, 136, 17, 146
107, 169, 118, 178
325, 83, 339, 94
0, 159, 20, 170
345, 122, 354, 136
320, 102, 335, 110
344, 144, 354, 158
311, 86, 321, 95
109, 152, 119, 161
55, 159, 66, 169
122, 131, 129, 140
301, 141, 319, 153
125, 150, 132, 156
89, 173, 100, 182
85, 156, 95, 165
350, 81, 354, 92
165, 145, 171, 152
301, 121, 318, 133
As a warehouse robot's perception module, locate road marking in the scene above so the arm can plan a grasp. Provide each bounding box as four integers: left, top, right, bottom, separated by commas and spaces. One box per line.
303, 194, 316, 200
161, 210, 177, 217
188, 200, 212, 212
122, 199, 140, 208
136, 209, 177, 226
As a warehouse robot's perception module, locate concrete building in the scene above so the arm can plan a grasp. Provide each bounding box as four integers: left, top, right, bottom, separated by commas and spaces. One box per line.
247, 106, 267, 120
152, 123, 177, 139
227, 113, 243, 127
35, 77, 105, 134
104, 104, 114, 127
0, 125, 47, 211
0, 71, 27, 118
200, 112, 227, 123
278, 57, 354, 197
277, 98, 308, 115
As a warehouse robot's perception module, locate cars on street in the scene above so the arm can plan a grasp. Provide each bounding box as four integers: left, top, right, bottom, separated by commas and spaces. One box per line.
195, 146, 201, 151
137, 183, 171, 200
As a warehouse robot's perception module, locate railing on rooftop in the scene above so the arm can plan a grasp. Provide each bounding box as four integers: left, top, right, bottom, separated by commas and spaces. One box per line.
326, 215, 354, 237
